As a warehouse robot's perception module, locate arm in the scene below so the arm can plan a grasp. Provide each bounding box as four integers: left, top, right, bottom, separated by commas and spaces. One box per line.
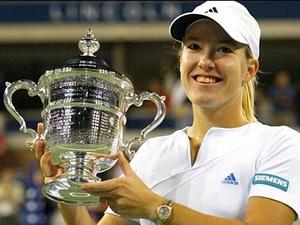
58, 201, 141, 225
58, 204, 96, 225
82, 152, 297, 225
97, 214, 139, 225
164, 196, 295, 225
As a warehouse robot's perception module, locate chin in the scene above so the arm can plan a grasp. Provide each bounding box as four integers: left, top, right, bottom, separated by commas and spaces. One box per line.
188, 94, 217, 106
191, 99, 220, 109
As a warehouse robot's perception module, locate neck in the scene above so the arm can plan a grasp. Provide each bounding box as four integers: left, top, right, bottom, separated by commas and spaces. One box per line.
187, 103, 250, 141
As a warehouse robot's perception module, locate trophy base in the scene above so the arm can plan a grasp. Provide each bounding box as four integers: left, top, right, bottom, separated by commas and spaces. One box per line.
42, 177, 100, 205
42, 151, 101, 205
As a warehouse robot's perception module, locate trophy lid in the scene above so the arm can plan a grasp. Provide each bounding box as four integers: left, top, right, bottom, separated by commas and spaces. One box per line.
64, 29, 113, 71
39, 29, 133, 88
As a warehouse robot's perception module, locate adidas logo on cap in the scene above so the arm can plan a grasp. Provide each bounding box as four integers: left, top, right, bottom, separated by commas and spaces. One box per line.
205, 7, 218, 13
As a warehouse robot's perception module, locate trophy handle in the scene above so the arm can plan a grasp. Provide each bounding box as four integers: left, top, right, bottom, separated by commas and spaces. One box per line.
3, 80, 46, 149
123, 91, 166, 159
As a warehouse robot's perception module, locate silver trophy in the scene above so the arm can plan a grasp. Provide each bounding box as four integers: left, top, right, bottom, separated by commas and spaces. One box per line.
3, 29, 166, 204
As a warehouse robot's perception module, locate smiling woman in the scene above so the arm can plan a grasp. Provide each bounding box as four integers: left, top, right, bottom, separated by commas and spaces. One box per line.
34, 1, 300, 225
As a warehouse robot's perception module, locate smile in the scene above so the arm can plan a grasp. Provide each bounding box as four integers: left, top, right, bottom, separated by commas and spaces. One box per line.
193, 75, 223, 84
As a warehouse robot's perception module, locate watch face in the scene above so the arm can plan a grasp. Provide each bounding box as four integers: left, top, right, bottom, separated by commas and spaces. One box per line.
158, 206, 171, 219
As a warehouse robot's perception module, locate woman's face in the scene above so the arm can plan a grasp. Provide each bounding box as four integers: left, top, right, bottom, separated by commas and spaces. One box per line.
180, 19, 257, 111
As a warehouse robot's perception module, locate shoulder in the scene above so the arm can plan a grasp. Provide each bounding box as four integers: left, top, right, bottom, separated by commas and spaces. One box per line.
252, 123, 300, 166
232, 122, 300, 163
255, 123, 300, 153
248, 122, 300, 144
263, 123, 299, 143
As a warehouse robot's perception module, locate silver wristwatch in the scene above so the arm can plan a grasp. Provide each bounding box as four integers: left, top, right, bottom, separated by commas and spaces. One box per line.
154, 199, 174, 225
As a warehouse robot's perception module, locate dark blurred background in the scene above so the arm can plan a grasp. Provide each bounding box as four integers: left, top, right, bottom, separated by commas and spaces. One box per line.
0, 1, 300, 225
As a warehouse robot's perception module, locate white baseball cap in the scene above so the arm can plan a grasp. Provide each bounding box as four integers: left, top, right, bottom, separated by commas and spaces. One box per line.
169, 1, 261, 59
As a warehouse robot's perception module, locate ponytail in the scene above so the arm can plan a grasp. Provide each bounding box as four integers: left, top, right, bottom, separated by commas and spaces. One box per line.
242, 47, 258, 122
242, 76, 258, 122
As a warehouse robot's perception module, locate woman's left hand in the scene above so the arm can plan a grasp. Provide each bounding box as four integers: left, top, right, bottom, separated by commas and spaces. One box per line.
81, 151, 165, 220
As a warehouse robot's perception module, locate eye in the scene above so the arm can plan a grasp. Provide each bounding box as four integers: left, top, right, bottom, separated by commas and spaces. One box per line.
217, 46, 233, 53
187, 43, 200, 50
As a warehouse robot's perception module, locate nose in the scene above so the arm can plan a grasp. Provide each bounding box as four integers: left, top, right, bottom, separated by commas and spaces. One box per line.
198, 52, 215, 71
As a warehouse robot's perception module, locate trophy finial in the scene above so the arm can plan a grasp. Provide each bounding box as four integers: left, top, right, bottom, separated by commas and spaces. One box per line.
78, 29, 100, 57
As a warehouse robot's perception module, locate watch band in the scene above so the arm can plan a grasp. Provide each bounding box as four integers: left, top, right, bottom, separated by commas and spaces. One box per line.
163, 199, 174, 208
155, 199, 174, 225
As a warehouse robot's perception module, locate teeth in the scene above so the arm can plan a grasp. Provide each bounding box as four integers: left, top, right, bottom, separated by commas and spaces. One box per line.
196, 76, 218, 83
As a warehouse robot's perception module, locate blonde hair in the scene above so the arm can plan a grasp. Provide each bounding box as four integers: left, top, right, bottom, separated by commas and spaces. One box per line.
242, 74, 258, 122
242, 47, 258, 122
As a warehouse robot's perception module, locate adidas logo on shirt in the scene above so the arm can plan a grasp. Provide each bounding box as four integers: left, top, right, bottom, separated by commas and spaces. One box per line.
222, 173, 239, 185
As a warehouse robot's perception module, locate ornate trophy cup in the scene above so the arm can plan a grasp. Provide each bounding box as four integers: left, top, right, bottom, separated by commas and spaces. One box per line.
3, 29, 166, 204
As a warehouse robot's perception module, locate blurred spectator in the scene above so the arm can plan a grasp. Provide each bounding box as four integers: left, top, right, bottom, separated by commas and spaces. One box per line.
0, 112, 5, 155
268, 70, 297, 127
0, 75, 6, 154
157, 58, 192, 128
157, 58, 180, 114
21, 163, 55, 225
296, 81, 300, 127
159, 58, 177, 95
0, 74, 5, 111
147, 78, 170, 111
169, 78, 192, 129
0, 167, 24, 225
255, 86, 273, 124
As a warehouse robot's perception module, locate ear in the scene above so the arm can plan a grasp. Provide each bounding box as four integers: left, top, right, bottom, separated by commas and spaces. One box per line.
243, 59, 259, 82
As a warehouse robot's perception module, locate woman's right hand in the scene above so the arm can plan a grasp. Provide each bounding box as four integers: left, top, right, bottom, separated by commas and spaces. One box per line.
35, 122, 63, 183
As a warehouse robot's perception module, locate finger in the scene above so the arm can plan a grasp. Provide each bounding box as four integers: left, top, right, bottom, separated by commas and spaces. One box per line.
88, 152, 118, 160
35, 140, 46, 160
35, 123, 46, 159
43, 167, 64, 184
37, 122, 44, 135
84, 190, 113, 198
99, 197, 108, 204
117, 151, 135, 177
81, 178, 122, 192
40, 151, 60, 177
40, 151, 53, 177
